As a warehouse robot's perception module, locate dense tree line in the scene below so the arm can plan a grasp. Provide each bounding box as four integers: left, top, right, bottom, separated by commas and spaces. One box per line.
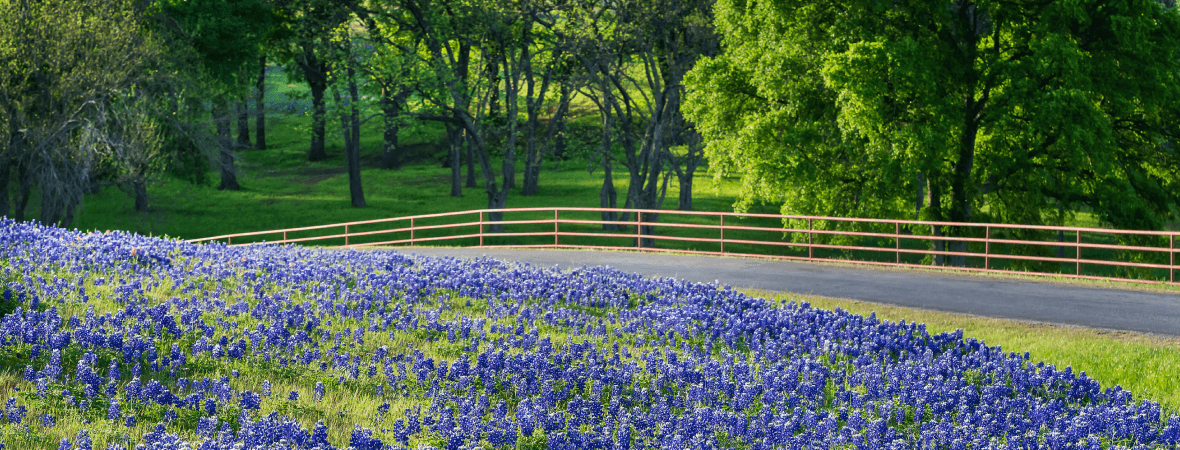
0, 0, 717, 230
2, 0, 1178, 269
686, 0, 1180, 267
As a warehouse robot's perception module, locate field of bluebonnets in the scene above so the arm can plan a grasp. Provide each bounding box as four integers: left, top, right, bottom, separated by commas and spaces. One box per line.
1, 218, 1179, 450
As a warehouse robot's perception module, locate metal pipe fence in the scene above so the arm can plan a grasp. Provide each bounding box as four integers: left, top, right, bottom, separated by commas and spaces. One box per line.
186, 207, 1180, 286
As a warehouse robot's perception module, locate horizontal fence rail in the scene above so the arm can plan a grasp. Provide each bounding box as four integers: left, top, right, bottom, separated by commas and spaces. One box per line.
187, 207, 1180, 287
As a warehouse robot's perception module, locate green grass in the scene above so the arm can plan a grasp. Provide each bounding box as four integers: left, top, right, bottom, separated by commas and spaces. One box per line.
48, 64, 1176, 285
68, 65, 777, 240
752, 289, 1180, 413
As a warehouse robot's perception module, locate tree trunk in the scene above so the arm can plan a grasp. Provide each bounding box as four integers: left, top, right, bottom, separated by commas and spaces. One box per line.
346, 52, 365, 208
380, 90, 402, 169
236, 98, 251, 149
453, 111, 505, 233
308, 76, 328, 161
486, 187, 508, 232
40, 184, 61, 226
300, 43, 329, 162
599, 111, 619, 231
677, 171, 693, 211
948, 98, 980, 267
546, 82, 572, 161
1057, 204, 1066, 258
465, 133, 477, 188
601, 160, 618, 231
522, 107, 542, 195
521, 40, 553, 197
133, 179, 148, 212
448, 123, 462, 197
929, 178, 944, 266
501, 50, 520, 190
915, 172, 925, 220
255, 56, 267, 150
488, 57, 501, 123
215, 100, 240, 191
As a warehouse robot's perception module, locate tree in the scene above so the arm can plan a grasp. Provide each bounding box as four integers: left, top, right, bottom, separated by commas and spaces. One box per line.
356, 10, 413, 169
519, 14, 568, 196
380, 0, 516, 221
160, 0, 275, 191
275, 0, 351, 162
326, 20, 366, 207
103, 93, 166, 213
0, 0, 164, 225
686, 0, 1180, 266
545, 0, 718, 241
255, 56, 268, 150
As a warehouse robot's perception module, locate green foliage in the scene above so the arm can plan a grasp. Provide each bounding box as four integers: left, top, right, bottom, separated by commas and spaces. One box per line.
686, 0, 1180, 243
159, 0, 276, 98
0, 0, 170, 223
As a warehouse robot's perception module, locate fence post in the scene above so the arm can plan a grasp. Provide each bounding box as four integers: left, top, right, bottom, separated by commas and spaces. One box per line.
808, 218, 813, 260
344, 224, 349, 246
720, 215, 725, 254
984, 226, 990, 270
283, 231, 287, 243
636, 210, 642, 248
410, 218, 415, 246
895, 222, 900, 264
554, 209, 559, 247
228, 236, 232, 245
1171, 233, 1175, 283
479, 212, 484, 247
1076, 230, 1081, 276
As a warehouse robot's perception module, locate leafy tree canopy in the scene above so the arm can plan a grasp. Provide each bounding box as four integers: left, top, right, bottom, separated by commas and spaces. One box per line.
685, 0, 1180, 237
159, 0, 276, 96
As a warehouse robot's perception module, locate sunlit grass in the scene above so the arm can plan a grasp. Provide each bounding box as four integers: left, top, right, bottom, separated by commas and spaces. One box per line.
753, 289, 1180, 413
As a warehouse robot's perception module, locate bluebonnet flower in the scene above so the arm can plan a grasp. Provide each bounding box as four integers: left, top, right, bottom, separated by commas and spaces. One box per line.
43, 349, 62, 381
74, 429, 92, 450
240, 391, 261, 410
5, 398, 25, 424
376, 402, 389, 423
289, 390, 298, 401
2, 220, 1179, 449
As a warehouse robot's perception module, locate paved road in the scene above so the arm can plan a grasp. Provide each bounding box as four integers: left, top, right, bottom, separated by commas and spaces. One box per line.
400, 248, 1180, 337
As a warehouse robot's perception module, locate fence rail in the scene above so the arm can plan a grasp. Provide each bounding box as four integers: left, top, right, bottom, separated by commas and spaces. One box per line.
186, 207, 1180, 287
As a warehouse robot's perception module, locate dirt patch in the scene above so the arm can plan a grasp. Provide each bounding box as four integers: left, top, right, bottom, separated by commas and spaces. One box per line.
401, 172, 454, 187
291, 166, 347, 185
372, 142, 445, 169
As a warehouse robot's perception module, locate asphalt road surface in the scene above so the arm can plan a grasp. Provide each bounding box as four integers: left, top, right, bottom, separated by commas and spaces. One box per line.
400, 247, 1180, 337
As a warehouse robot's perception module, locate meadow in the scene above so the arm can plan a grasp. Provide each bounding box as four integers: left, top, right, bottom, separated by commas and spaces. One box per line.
56, 65, 1179, 286
2, 65, 1173, 450
1, 219, 1179, 449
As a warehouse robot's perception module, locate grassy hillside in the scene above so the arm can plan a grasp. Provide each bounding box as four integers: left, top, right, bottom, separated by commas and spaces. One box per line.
58, 67, 1180, 284
68, 67, 768, 241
